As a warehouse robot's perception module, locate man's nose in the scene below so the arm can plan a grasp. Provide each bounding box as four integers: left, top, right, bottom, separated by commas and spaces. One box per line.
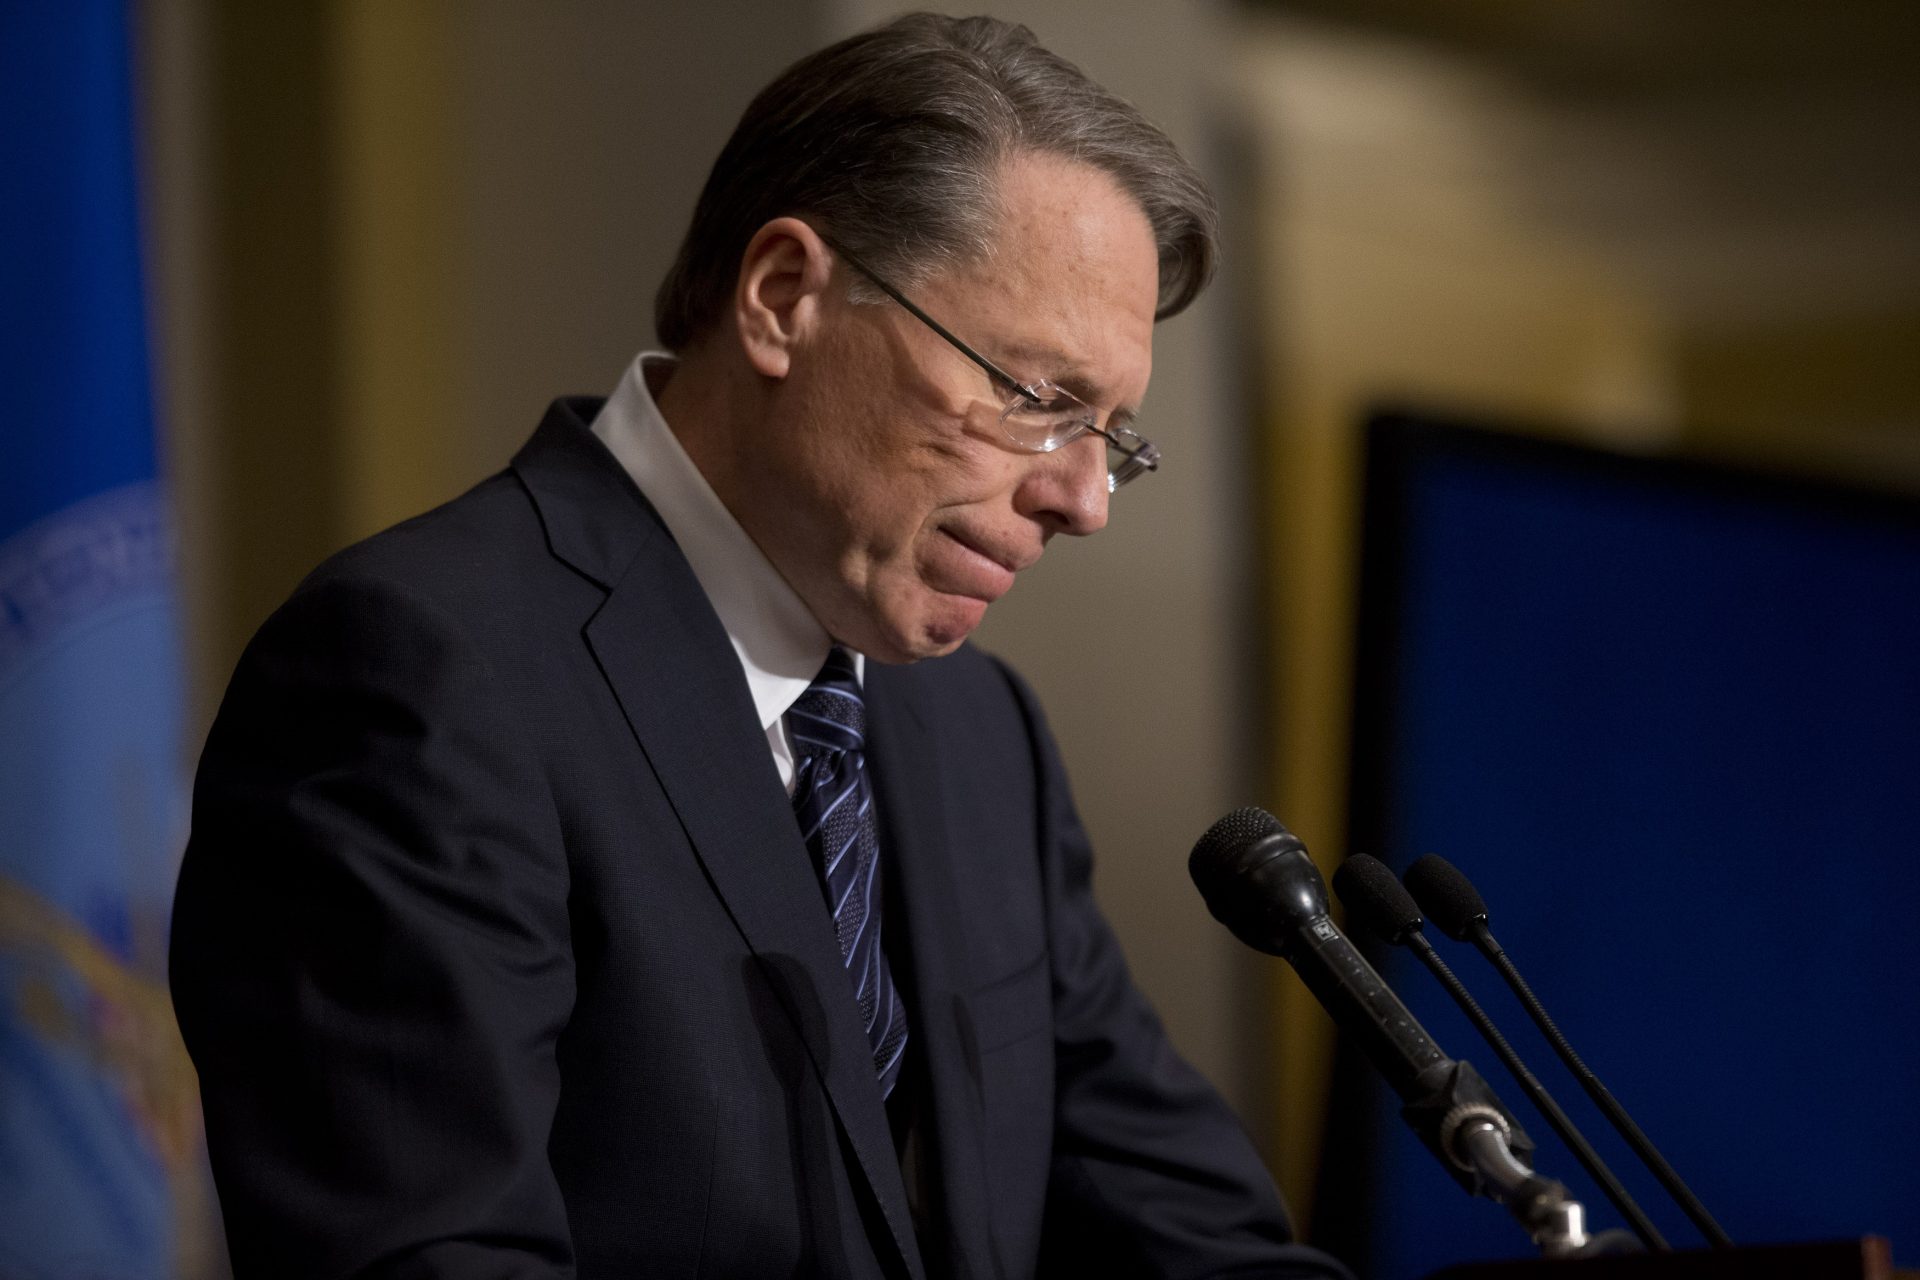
1016, 433, 1110, 537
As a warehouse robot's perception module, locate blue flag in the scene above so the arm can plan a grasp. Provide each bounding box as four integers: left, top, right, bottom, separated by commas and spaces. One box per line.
1, 3, 215, 1273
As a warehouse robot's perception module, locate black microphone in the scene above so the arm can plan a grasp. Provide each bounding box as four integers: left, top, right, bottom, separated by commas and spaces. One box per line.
1190, 808, 1610, 1256
1405, 855, 1734, 1249
1190, 809, 1449, 1099
1334, 855, 1665, 1251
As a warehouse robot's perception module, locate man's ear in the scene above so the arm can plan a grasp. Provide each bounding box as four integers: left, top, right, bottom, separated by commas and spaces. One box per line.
733, 218, 834, 380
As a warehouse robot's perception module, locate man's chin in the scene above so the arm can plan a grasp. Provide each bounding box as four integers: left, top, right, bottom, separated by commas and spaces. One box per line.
864, 596, 987, 665
919, 593, 990, 655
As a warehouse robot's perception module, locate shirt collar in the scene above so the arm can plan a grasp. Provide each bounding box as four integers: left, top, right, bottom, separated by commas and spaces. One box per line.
589, 351, 860, 732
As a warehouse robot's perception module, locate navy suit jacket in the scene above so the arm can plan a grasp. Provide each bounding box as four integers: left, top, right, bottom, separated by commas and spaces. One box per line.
171, 399, 1351, 1278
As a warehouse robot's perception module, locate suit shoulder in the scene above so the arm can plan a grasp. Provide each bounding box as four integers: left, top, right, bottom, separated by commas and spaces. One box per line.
221, 467, 602, 695
300, 469, 542, 593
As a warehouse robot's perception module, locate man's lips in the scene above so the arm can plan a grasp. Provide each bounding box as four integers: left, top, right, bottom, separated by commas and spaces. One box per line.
930, 527, 1033, 600
946, 525, 1036, 574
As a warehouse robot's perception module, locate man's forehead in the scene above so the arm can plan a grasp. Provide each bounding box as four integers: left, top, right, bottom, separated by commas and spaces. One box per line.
915, 152, 1160, 410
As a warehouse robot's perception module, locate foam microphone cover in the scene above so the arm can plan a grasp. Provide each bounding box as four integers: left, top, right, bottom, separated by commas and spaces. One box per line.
1405, 854, 1490, 940
1333, 854, 1425, 945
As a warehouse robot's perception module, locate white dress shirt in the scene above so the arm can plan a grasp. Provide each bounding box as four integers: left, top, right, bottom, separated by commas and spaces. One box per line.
589, 351, 860, 792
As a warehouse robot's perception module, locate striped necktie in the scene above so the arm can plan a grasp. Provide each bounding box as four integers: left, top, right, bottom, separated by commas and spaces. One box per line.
787, 647, 910, 1098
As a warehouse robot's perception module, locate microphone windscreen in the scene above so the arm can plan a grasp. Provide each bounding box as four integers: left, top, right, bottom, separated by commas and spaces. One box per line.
1188, 806, 1314, 956
1333, 854, 1424, 944
1189, 805, 1288, 873
1404, 855, 1489, 940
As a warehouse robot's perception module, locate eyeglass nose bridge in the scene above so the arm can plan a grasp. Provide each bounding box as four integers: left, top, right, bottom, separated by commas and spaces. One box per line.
1095, 423, 1160, 491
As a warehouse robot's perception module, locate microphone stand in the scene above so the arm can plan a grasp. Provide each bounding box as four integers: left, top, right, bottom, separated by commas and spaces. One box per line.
1399, 1059, 1639, 1260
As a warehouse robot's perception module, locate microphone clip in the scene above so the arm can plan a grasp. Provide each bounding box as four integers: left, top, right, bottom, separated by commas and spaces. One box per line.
1401, 1059, 1535, 1194
1401, 1060, 1616, 1257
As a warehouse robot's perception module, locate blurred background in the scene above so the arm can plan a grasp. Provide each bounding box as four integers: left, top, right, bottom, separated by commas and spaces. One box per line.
4, 0, 1917, 1274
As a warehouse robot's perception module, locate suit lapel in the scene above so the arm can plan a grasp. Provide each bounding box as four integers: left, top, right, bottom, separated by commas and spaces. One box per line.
865, 664, 1001, 1280
514, 405, 924, 1280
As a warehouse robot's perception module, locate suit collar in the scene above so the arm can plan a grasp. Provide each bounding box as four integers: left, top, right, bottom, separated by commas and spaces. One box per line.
588, 353, 837, 741
512, 396, 650, 591
518, 402, 925, 1280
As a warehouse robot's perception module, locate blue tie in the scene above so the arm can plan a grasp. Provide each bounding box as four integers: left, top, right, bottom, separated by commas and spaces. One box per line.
787, 647, 910, 1098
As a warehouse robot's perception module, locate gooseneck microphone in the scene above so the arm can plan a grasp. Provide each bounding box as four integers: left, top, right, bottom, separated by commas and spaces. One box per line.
1405, 855, 1734, 1249
1190, 809, 1613, 1257
1334, 855, 1665, 1251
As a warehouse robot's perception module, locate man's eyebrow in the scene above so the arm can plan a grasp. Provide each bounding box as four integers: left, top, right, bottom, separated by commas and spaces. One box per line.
997, 342, 1140, 424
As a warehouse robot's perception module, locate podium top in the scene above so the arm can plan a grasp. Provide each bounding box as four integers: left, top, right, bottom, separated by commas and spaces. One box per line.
1424, 1237, 1908, 1280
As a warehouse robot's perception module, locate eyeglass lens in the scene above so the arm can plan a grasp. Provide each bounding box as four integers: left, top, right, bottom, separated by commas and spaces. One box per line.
999, 384, 1156, 489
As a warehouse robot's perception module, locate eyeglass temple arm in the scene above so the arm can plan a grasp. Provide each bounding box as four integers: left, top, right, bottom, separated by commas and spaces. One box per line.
818, 233, 1042, 404
858, 247, 1153, 468
823, 229, 1154, 471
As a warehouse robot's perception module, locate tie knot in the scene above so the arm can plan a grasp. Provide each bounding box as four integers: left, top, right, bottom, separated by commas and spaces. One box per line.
790, 646, 865, 751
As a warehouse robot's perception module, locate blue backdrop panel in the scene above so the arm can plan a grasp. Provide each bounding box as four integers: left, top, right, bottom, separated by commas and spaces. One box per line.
1339, 416, 1920, 1278
1, 2, 208, 1273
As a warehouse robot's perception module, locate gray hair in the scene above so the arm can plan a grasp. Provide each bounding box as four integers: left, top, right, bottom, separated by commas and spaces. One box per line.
653, 12, 1218, 350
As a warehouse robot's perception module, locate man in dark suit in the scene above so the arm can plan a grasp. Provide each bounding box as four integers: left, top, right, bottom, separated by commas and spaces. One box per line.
171, 14, 1353, 1279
